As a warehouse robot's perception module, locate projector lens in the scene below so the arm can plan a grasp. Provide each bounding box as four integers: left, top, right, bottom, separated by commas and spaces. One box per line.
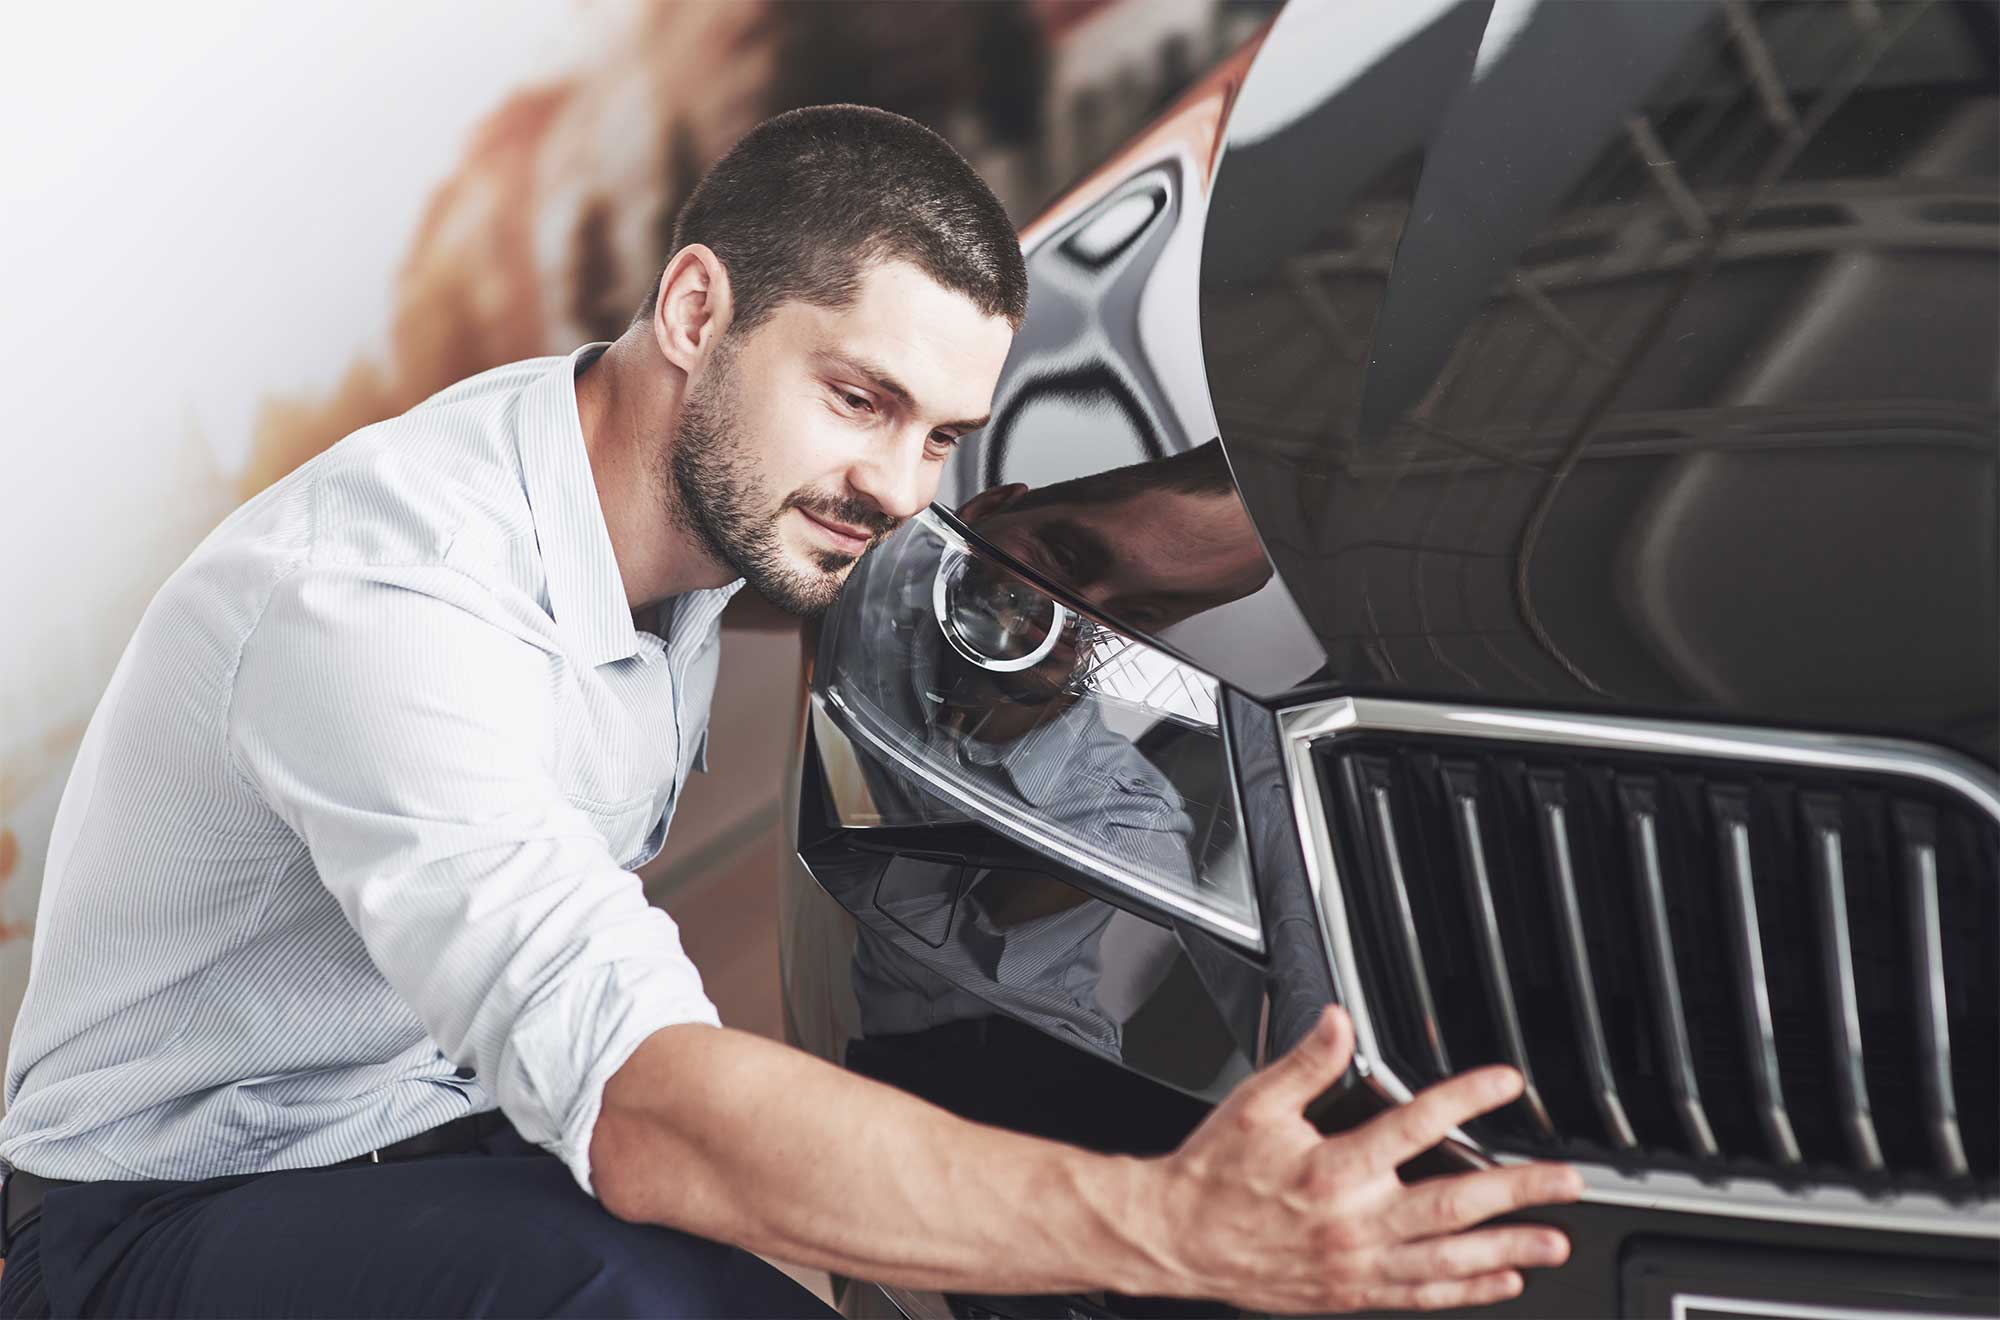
931, 547, 1070, 672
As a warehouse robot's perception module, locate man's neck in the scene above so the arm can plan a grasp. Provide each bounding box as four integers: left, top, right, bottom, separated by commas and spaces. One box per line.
574, 333, 737, 611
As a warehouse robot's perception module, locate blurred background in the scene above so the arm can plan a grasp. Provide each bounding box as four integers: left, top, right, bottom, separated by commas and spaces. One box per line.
0, 0, 1274, 1069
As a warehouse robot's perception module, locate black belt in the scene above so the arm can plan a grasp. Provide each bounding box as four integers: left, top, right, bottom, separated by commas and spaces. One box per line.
1, 1108, 513, 1256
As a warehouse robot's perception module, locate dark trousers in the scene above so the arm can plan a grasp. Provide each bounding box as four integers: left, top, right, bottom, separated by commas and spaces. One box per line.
0, 1122, 834, 1318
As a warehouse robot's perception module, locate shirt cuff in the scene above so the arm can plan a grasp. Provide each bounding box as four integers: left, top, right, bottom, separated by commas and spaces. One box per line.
496, 923, 722, 1200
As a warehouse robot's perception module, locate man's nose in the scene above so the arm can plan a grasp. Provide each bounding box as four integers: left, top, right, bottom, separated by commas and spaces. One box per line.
846, 434, 933, 523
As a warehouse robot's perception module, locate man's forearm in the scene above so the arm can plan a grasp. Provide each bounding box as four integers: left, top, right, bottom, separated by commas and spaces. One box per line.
589, 1022, 1185, 1297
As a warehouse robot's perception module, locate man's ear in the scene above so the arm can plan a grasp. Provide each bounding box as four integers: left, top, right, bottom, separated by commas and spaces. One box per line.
651, 243, 735, 373
956, 482, 1030, 524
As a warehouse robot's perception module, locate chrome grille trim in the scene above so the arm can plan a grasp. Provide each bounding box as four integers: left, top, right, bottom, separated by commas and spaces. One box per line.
1446, 780, 1555, 1137
1488, 1152, 1990, 1240
1907, 832, 1970, 1180
1805, 811, 1885, 1173
1712, 799, 1803, 1166
1624, 796, 1721, 1158
1533, 786, 1639, 1150
1277, 696, 2000, 1237
1362, 775, 1451, 1078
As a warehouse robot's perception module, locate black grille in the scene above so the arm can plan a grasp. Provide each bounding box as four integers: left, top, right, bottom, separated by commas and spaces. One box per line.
1315, 733, 1998, 1198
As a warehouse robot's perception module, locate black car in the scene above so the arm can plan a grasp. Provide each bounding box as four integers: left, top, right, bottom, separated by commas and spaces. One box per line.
781, 2, 1999, 1315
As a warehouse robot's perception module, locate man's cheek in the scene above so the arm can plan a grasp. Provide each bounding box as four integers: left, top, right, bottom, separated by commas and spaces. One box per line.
776, 409, 843, 477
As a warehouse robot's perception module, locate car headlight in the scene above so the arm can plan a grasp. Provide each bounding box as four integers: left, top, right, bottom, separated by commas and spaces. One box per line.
931, 544, 1073, 672
813, 508, 1262, 950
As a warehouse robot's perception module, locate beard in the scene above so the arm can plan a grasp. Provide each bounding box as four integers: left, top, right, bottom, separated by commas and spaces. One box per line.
663, 337, 901, 618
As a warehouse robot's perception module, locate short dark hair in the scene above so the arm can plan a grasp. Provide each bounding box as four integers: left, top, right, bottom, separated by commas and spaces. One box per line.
638, 104, 1027, 335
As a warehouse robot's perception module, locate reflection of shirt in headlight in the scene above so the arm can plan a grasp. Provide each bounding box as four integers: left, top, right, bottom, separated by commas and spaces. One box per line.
845, 529, 1198, 1051
888, 531, 1194, 878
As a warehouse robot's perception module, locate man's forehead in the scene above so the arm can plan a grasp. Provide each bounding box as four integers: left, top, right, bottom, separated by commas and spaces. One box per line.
806, 259, 1012, 421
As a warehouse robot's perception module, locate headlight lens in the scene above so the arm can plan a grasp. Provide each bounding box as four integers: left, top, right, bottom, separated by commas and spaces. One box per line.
931, 546, 1073, 672
813, 508, 1261, 949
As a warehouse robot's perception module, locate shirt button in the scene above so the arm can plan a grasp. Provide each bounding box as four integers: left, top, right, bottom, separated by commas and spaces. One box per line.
455, 1065, 477, 1080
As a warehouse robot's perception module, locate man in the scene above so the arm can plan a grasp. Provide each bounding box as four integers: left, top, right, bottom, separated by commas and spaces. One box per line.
0, 106, 1580, 1317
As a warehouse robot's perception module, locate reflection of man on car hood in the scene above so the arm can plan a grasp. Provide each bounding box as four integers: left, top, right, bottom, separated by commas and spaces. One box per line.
958, 439, 1272, 637
868, 439, 1267, 850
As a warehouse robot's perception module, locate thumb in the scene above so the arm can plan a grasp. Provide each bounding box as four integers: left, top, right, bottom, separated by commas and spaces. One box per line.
1241, 1004, 1354, 1117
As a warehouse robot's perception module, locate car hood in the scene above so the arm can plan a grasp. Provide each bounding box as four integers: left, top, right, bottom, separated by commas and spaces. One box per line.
1198, 0, 1998, 767
947, 0, 1996, 768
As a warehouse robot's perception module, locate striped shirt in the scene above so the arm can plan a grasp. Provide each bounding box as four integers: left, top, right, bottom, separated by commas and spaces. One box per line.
0, 342, 740, 1199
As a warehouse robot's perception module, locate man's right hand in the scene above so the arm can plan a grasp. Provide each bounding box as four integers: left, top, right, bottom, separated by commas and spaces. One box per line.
1142, 1005, 1583, 1314
592, 1008, 1581, 1312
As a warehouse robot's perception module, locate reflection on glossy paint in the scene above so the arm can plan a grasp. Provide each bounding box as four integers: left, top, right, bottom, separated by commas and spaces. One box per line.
1203, 0, 1999, 763
805, 434, 1282, 1103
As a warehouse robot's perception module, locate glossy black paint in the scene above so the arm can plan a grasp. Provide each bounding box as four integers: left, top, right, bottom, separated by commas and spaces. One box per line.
1204, 0, 2000, 766
940, 105, 1330, 699
937, 0, 2000, 767
1221, 686, 1337, 1059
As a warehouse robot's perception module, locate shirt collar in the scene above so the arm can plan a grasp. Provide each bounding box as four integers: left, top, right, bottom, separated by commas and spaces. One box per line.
514, 342, 745, 667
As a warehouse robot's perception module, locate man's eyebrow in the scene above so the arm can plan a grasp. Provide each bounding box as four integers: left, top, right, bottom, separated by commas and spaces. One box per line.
812, 349, 991, 432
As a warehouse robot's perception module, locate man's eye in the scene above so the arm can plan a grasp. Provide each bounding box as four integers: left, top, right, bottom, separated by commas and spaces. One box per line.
835, 388, 874, 413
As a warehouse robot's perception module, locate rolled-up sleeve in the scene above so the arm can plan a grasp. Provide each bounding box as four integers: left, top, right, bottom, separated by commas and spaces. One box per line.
227, 565, 718, 1199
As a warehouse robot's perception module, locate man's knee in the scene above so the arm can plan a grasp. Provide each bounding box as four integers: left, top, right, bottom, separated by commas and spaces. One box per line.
547, 1214, 833, 1319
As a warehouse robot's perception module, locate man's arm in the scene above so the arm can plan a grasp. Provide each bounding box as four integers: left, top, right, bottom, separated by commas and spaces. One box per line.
230, 566, 722, 1197
591, 1006, 1584, 1315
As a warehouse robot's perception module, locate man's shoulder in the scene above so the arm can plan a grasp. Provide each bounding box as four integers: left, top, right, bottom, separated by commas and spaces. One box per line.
406, 353, 570, 417
304, 354, 564, 575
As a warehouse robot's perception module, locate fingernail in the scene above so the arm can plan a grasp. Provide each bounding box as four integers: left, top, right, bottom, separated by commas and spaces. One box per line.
1541, 1234, 1570, 1266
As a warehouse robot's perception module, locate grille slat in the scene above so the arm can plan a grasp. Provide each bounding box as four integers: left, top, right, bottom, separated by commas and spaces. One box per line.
1308, 717, 1998, 1200
1898, 803, 1971, 1180
1711, 788, 1804, 1167
1347, 759, 1453, 1080
1442, 764, 1555, 1138
1530, 774, 1639, 1151
1802, 795, 1885, 1173
1619, 778, 1721, 1159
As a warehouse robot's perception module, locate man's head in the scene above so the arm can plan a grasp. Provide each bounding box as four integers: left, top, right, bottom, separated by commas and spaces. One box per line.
640, 105, 1024, 617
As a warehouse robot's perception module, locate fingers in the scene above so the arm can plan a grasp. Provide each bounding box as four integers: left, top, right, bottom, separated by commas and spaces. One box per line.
1388, 1162, 1584, 1240
1239, 1005, 1355, 1118
1367, 1270, 1525, 1312
1376, 1224, 1569, 1284
1350, 1065, 1523, 1173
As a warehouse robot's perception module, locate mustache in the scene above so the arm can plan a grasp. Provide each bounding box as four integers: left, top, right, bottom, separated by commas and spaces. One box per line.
782, 489, 903, 544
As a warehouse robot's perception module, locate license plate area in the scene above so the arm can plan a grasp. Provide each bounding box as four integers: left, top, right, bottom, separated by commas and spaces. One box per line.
1621, 1238, 1996, 1320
